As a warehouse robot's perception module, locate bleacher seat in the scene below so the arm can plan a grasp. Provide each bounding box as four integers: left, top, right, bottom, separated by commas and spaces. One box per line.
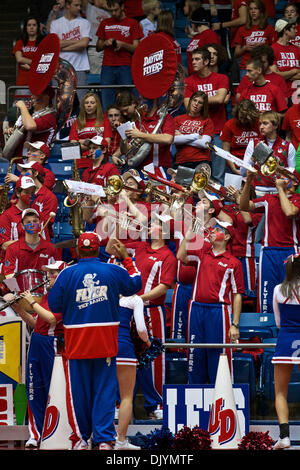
46, 161, 73, 180
177, 37, 190, 52
233, 352, 256, 400
239, 312, 278, 341
57, 221, 74, 240
165, 351, 188, 384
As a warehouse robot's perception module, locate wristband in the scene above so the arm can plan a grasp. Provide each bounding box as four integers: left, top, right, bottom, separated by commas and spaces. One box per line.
232, 322, 239, 328
30, 301, 37, 308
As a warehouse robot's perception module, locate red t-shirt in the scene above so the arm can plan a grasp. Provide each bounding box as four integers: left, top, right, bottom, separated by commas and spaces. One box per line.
290, 23, 300, 48
233, 24, 277, 70
236, 72, 289, 98
12, 39, 39, 86
272, 42, 300, 97
96, 16, 143, 66
185, 72, 229, 134
69, 117, 111, 141
186, 30, 221, 75
230, 0, 250, 43
137, 111, 175, 168
282, 103, 300, 152
173, 113, 214, 164
220, 117, 260, 159
239, 81, 288, 113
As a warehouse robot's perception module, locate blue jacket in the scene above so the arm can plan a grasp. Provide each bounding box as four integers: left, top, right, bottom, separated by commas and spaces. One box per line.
48, 256, 141, 359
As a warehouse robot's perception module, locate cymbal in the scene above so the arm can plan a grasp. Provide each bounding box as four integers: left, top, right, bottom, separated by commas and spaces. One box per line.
54, 238, 77, 248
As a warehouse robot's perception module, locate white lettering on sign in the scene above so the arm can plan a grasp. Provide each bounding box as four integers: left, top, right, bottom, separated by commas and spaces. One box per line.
143, 49, 164, 76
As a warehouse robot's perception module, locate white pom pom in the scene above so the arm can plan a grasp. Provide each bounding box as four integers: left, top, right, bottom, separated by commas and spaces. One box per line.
83, 239, 90, 246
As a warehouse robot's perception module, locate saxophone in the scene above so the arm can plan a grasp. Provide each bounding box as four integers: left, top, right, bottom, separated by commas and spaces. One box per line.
0, 157, 21, 214
63, 159, 85, 239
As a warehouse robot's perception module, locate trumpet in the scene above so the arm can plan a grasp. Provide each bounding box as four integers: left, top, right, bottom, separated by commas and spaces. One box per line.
105, 174, 144, 198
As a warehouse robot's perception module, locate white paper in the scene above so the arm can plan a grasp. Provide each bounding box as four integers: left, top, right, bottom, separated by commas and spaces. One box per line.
224, 173, 243, 190
64, 179, 106, 197
117, 121, 135, 140
61, 144, 81, 161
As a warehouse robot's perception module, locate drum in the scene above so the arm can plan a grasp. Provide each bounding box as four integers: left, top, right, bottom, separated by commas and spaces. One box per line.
14, 269, 47, 311
0, 297, 18, 318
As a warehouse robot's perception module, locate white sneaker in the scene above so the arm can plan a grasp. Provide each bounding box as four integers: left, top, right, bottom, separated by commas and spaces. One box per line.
153, 405, 163, 420
72, 439, 89, 450
115, 439, 141, 450
99, 442, 113, 450
273, 437, 291, 450
25, 438, 39, 449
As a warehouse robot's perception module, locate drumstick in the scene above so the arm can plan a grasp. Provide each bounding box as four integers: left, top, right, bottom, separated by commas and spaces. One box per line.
39, 211, 56, 236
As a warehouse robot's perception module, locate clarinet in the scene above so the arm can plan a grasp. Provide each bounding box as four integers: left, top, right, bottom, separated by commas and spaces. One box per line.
0, 278, 49, 311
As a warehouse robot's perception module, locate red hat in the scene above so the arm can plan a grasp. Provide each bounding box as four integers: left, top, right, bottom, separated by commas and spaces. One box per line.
77, 232, 102, 251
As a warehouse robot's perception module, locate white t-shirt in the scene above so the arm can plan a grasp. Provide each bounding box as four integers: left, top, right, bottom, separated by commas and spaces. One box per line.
85, 3, 110, 46
50, 15, 91, 71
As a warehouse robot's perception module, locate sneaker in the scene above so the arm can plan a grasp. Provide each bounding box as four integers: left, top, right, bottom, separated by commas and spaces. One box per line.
148, 405, 163, 420
72, 439, 89, 450
25, 438, 39, 449
273, 437, 291, 450
99, 442, 114, 450
115, 439, 141, 450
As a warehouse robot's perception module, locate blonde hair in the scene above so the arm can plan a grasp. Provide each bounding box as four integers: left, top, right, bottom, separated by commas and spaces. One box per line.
142, 0, 160, 16
77, 92, 104, 131
259, 111, 280, 128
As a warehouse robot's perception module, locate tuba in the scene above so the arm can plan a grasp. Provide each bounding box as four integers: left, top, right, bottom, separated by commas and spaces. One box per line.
126, 33, 185, 169
3, 34, 77, 160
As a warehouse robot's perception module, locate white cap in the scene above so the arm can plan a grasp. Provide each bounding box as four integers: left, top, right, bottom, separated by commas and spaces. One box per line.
16, 175, 36, 189
122, 169, 144, 185
275, 17, 297, 33
86, 136, 106, 146
17, 161, 36, 169
22, 208, 40, 220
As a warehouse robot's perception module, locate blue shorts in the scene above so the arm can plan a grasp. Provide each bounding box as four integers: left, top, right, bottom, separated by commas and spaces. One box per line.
117, 325, 138, 366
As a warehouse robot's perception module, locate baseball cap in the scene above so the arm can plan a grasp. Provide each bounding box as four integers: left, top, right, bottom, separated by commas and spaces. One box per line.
213, 219, 235, 238
24, 141, 50, 157
21, 208, 40, 220
199, 190, 224, 215
122, 169, 146, 190
85, 135, 108, 147
191, 7, 211, 25
18, 161, 45, 177
15, 175, 36, 190
167, 168, 177, 177
275, 17, 297, 33
42, 260, 67, 271
77, 232, 102, 251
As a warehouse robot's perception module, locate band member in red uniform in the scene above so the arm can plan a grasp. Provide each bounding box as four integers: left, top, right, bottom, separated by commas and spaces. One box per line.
241, 111, 296, 193
0, 175, 36, 272
81, 136, 120, 186
4, 141, 55, 191
5, 260, 67, 449
13, 85, 57, 156
239, 170, 300, 314
177, 220, 244, 384
3, 208, 59, 277
17, 160, 58, 241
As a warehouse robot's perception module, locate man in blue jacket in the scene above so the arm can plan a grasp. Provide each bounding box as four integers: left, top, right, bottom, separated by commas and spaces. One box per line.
48, 232, 141, 450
